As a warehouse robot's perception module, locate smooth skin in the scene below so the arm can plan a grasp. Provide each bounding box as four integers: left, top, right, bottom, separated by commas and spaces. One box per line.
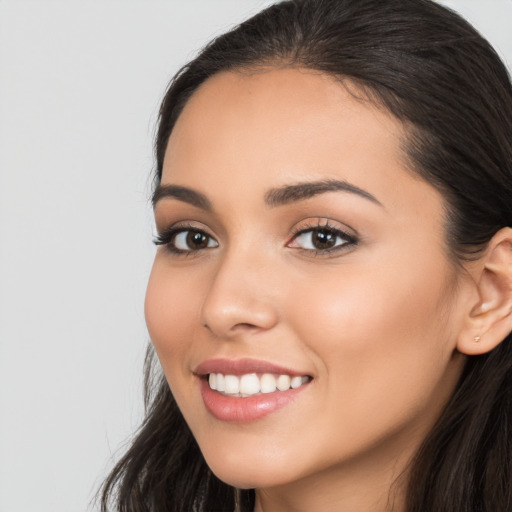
145, 68, 512, 512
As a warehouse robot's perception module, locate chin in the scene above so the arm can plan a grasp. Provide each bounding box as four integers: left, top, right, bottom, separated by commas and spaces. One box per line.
210, 465, 289, 490
202, 448, 300, 490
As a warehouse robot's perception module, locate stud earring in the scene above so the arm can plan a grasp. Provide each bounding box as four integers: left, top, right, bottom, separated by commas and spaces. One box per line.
474, 335, 482, 343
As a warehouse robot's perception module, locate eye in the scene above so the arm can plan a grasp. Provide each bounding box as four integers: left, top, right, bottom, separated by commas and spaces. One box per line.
174, 230, 217, 251
154, 226, 219, 254
288, 223, 357, 253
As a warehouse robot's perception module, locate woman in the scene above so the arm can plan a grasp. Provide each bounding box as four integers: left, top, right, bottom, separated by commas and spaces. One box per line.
100, 0, 512, 510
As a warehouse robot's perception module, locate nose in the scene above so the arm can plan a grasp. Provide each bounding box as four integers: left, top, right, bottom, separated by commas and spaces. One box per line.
200, 248, 279, 339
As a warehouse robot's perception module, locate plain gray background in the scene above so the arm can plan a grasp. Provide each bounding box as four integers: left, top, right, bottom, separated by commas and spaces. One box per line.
0, 1, 511, 511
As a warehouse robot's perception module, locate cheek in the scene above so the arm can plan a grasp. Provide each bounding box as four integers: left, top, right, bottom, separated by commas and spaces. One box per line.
144, 259, 201, 375
288, 253, 458, 433
291, 260, 450, 350
144, 259, 211, 429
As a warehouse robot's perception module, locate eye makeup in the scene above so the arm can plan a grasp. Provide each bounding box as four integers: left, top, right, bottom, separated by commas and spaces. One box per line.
153, 223, 218, 255
287, 219, 359, 256
153, 217, 359, 259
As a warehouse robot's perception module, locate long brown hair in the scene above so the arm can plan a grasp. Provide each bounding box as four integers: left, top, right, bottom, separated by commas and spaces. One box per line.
100, 1, 512, 510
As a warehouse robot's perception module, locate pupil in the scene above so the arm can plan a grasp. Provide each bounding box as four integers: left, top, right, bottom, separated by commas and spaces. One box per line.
187, 231, 208, 249
313, 230, 335, 249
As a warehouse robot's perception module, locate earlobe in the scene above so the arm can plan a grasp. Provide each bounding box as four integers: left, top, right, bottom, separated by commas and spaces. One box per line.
457, 227, 512, 356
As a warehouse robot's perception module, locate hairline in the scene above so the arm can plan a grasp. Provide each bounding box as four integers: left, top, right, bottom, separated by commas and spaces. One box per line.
157, 61, 468, 268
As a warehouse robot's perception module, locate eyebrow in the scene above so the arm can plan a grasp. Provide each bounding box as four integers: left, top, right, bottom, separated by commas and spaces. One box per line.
152, 179, 382, 210
152, 184, 212, 211
264, 179, 382, 208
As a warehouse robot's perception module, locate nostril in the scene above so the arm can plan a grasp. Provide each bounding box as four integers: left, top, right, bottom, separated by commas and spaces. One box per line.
234, 322, 258, 329
200, 289, 279, 337
203, 321, 263, 336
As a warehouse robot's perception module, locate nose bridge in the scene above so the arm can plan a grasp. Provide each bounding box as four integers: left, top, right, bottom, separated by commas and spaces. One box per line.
200, 239, 278, 337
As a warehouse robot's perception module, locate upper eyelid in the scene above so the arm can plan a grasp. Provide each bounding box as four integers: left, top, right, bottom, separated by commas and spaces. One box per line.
287, 220, 359, 249
289, 218, 357, 237
289, 226, 357, 243
155, 218, 358, 245
156, 220, 213, 236
153, 223, 217, 246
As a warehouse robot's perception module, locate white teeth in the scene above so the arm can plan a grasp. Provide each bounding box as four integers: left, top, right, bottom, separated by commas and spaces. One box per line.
240, 374, 260, 395
290, 376, 303, 389
260, 373, 277, 393
224, 375, 240, 394
276, 374, 291, 391
208, 372, 310, 397
216, 373, 225, 392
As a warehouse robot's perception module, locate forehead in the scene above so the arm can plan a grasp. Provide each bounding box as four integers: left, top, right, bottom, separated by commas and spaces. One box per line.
161, 67, 441, 222
165, 69, 405, 178
166, 68, 404, 159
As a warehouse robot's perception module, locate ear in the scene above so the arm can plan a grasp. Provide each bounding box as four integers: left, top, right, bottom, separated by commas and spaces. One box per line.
457, 227, 512, 356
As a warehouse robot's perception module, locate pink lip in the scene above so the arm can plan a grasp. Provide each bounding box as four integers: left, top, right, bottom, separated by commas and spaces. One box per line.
194, 358, 312, 423
194, 358, 309, 377
199, 379, 309, 423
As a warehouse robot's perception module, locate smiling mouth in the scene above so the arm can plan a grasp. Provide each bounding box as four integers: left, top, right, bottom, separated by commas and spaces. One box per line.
207, 372, 312, 398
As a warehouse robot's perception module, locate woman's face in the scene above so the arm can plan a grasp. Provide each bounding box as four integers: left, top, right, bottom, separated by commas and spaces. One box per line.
146, 68, 467, 496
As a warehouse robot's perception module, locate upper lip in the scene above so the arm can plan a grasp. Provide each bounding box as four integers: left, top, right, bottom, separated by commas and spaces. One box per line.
194, 358, 311, 377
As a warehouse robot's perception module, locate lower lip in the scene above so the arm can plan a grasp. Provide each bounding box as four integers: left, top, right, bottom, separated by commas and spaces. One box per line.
199, 378, 310, 423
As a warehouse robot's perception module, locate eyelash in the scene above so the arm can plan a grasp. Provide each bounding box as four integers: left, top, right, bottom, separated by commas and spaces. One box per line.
153, 221, 358, 256
288, 220, 358, 255
153, 224, 215, 256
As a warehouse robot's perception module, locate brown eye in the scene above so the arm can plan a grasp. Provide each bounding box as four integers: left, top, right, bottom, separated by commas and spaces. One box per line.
289, 225, 356, 253
173, 230, 218, 251
186, 231, 209, 249
311, 230, 337, 250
